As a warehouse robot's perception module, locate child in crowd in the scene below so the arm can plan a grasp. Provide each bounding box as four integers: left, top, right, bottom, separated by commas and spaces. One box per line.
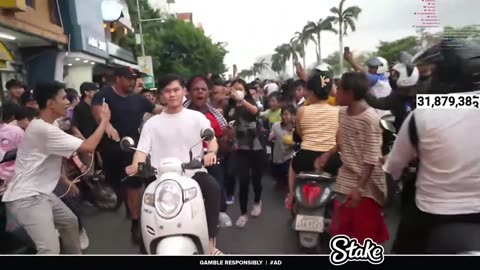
317, 71, 389, 244
269, 105, 296, 189
261, 93, 282, 126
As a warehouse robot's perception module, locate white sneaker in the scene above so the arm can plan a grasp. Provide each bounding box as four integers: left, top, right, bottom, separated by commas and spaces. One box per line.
235, 215, 248, 228
251, 202, 262, 217
219, 212, 232, 228
80, 229, 90, 250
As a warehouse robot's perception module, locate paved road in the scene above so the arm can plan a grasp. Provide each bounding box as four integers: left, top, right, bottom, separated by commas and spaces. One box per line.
81, 175, 399, 255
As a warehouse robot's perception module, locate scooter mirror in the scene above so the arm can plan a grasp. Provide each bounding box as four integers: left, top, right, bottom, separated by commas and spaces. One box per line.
380, 120, 396, 134
201, 127, 215, 142
120, 137, 136, 152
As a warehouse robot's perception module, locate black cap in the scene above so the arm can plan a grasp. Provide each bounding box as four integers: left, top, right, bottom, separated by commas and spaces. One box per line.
113, 66, 139, 79
80, 82, 99, 93
20, 89, 35, 105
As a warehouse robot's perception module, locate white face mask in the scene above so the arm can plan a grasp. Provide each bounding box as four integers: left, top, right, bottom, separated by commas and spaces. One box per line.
236, 90, 245, 100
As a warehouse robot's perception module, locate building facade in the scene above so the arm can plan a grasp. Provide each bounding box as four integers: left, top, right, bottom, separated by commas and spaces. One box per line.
0, 0, 66, 98
59, 0, 138, 90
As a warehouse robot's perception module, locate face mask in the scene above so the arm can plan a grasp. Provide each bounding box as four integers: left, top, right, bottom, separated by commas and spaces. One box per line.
236, 91, 245, 100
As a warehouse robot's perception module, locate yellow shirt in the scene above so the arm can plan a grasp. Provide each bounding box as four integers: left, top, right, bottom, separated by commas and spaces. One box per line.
299, 103, 339, 152
262, 109, 282, 124
305, 96, 336, 106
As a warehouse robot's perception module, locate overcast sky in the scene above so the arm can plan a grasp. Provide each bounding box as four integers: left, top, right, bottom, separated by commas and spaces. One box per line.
150, 0, 479, 73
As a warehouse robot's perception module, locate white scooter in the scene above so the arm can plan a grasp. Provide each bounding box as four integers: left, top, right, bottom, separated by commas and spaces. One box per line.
120, 128, 215, 255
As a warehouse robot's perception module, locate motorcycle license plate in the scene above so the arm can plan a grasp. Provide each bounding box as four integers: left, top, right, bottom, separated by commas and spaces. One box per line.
295, 215, 324, 233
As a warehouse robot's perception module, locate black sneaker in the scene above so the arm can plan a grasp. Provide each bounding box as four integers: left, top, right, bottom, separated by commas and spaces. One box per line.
131, 221, 141, 245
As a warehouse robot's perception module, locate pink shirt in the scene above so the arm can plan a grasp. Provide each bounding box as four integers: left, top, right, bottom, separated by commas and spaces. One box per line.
0, 124, 24, 195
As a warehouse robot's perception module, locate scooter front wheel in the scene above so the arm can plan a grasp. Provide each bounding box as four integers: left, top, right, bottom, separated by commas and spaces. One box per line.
154, 236, 199, 255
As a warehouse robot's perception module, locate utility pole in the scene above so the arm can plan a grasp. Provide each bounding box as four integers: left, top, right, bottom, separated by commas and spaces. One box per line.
136, 0, 146, 57
135, 0, 171, 57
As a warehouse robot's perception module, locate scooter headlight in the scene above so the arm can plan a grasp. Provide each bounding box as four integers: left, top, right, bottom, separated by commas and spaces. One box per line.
154, 180, 183, 219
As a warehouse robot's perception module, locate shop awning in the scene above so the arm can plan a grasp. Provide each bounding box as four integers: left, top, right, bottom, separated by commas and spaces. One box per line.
109, 58, 139, 70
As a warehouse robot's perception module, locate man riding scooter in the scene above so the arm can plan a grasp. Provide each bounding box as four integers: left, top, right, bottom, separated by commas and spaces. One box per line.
364, 52, 420, 133
343, 50, 392, 116
384, 38, 480, 254
125, 74, 224, 255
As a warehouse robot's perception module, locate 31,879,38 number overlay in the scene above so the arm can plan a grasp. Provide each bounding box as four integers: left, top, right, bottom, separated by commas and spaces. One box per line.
417, 94, 480, 109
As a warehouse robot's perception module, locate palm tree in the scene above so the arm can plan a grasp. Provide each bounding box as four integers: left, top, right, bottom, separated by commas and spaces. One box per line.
252, 58, 268, 77
291, 31, 311, 68
330, 0, 362, 73
238, 69, 254, 79
271, 53, 285, 76
272, 44, 290, 74
275, 43, 300, 75
303, 18, 337, 65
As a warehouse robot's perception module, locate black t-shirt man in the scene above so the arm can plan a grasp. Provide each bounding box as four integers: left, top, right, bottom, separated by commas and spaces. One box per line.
73, 82, 100, 138
91, 67, 156, 191
73, 100, 97, 138
92, 86, 154, 141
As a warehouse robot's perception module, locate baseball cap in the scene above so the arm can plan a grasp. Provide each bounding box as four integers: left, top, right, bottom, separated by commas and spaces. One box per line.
114, 66, 139, 79
80, 82, 99, 93
20, 89, 35, 105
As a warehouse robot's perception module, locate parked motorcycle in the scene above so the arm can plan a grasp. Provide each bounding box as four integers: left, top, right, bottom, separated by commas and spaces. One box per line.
0, 149, 37, 254
120, 128, 216, 255
291, 171, 336, 254
64, 153, 120, 211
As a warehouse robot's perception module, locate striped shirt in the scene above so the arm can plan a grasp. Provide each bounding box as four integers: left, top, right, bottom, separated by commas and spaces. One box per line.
299, 103, 339, 152
335, 107, 387, 206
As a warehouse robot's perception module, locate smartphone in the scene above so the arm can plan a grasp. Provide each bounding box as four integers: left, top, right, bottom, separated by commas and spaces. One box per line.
344, 46, 350, 54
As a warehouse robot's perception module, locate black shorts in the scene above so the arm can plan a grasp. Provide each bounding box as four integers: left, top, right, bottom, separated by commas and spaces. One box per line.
291, 149, 341, 176
100, 139, 142, 189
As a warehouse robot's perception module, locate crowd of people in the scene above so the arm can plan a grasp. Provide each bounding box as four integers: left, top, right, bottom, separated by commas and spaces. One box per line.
0, 37, 480, 255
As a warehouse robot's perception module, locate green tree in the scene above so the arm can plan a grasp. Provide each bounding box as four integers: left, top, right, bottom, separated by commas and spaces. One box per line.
252, 58, 268, 77
121, 0, 227, 79
291, 31, 311, 67
324, 50, 374, 76
303, 18, 337, 64
271, 53, 285, 75
376, 36, 418, 63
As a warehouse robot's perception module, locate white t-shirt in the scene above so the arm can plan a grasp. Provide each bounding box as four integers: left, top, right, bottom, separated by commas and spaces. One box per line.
2, 119, 83, 202
265, 83, 279, 96
384, 96, 480, 215
137, 108, 211, 178
370, 80, 392, 117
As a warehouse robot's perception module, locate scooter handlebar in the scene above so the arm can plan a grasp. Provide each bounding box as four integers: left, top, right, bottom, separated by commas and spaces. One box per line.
181, 158, 221, 170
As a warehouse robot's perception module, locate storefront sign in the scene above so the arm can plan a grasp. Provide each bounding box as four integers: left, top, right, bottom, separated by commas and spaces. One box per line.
0, 0, 27, 11
0, 41, 13, 70
88, 37, 107, 52
138, 56, 155, 89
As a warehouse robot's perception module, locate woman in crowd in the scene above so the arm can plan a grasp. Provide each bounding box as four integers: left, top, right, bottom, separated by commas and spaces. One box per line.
286, 69, 342, 208
184, 75, 233, 227
224, 79, 265, 228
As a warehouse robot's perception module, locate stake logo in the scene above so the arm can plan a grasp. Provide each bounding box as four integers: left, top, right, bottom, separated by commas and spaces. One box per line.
329, 235, 384, 266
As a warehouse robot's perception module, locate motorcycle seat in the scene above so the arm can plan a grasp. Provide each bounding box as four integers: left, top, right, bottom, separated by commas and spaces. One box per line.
296, 171, 334, 181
